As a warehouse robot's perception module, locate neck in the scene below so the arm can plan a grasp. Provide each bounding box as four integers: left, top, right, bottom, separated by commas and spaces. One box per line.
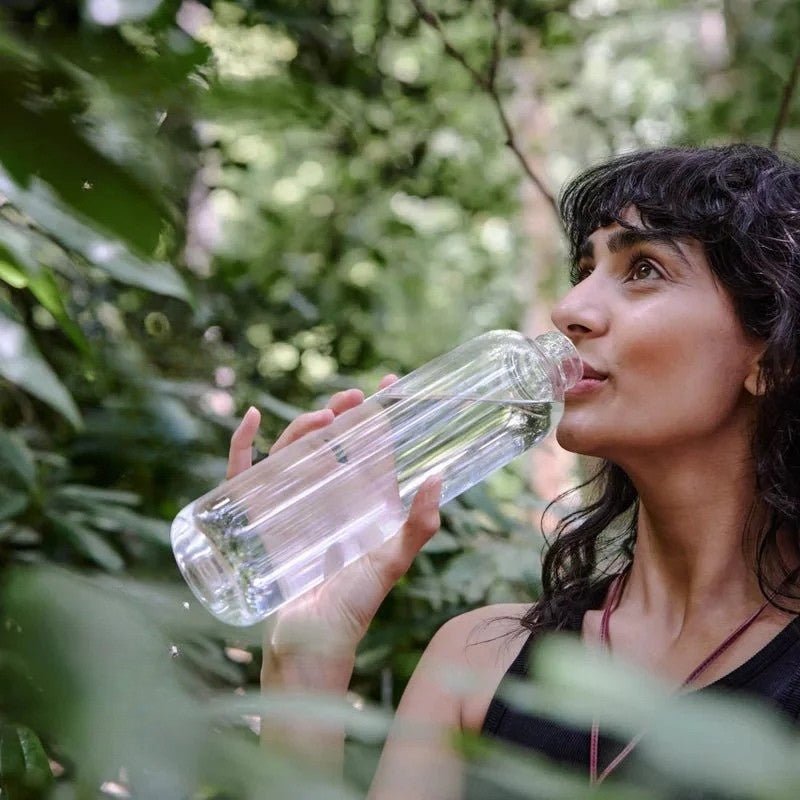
614, 433, 775, 634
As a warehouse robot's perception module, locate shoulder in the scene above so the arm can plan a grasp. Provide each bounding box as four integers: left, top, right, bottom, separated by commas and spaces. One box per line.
418, 603, 533, 731
429, 603, 531, 665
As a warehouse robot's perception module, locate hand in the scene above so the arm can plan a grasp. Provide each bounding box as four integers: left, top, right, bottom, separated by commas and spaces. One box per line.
228, 376, 442, 658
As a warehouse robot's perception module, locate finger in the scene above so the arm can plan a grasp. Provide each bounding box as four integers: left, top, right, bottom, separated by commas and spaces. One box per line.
401, 475, 443, 555
269, 408, 335, 456
227, 406, 261, 479
270, 389, 364, 457
378, 373, 399, 391
370, 476, 442, 583
326, 388, 364, 416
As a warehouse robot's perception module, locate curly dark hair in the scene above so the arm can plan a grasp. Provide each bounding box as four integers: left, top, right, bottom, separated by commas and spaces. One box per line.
518, 144, 800, 636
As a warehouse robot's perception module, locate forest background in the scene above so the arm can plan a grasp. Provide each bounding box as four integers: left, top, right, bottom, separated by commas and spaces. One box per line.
0, 0, 799, 797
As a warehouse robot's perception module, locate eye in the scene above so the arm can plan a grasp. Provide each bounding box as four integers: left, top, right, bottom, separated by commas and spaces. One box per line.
626, 257, 662, 282
573, 265, 593, 285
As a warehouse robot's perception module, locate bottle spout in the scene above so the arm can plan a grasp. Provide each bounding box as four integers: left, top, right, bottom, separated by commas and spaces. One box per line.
533, 331, 583, 390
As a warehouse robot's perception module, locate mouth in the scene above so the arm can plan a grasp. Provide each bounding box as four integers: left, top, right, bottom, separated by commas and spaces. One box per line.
580, 361, 608, 381
566, 361, 608, 399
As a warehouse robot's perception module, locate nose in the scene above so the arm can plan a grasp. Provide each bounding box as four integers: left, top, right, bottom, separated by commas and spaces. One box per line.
550, 274, 609, 342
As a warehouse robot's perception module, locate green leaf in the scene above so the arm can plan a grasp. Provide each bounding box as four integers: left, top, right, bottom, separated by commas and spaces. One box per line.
0, 218, 91, 354
525, 636, 800, 798
256, 390, 304, 423
0, 489, 29, 522
48, 516, 125, 572
0, 724, 24, 779
207, 691, 393, 744
53, 485, 140, 507
89, 246, 191, 301
0, 259, 28, 288
27, 269, 91, 357
0, 429, 36, 489
421, 529, 459, 553
0, 218, 42, 275
0, 306, 82, 428
0, 177, 190, 300
0, 724, 52, 793
85, 506, 171, 547
0, 75, 167, 256
0, 525, 40, 546
461, 735, 649, 800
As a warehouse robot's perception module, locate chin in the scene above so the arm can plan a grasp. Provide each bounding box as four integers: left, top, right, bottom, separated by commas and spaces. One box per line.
555, 424, 609, 459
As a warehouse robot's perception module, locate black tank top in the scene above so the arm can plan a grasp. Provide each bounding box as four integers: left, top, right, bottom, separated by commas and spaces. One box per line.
480, 609, 800, 795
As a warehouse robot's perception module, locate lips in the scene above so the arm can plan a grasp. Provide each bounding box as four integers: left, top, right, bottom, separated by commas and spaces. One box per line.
580, 361, 608, 381
564, 360, 609, 399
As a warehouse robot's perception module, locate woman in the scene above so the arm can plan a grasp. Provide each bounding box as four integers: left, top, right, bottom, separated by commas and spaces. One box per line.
228, 145, 800, 797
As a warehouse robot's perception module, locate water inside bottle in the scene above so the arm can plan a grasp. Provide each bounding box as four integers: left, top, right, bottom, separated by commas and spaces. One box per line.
173, 395, 561, 625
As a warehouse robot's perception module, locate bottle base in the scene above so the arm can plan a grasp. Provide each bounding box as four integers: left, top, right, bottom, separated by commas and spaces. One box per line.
171, 507, 261, 627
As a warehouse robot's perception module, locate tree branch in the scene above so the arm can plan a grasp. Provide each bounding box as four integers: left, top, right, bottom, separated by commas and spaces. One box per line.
770, 49, 800, 149
487, 2, 502, 92
410, 0, 487, 89
411, 0, 560, 224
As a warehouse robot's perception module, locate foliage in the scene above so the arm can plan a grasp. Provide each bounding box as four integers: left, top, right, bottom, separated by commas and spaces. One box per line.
0, 0, 798, 797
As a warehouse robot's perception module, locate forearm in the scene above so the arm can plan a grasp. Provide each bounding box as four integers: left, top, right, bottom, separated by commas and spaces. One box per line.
260, 647, 356, 775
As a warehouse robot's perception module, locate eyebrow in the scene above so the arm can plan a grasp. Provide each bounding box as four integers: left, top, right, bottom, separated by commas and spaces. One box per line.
578, 229, 693, 269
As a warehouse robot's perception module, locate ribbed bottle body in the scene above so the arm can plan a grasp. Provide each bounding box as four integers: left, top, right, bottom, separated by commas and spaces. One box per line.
171, 330, 579, 625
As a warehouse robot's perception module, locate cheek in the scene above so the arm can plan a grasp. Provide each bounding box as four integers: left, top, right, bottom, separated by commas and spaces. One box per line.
556, 320, 751, 455
619, 334, 747, 434
617, 303, 748, 406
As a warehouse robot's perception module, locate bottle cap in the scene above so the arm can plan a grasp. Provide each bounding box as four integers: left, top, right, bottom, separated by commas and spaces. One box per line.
533, 331, 583, 390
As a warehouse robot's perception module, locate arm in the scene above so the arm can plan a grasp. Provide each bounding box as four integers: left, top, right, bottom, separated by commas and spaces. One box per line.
260, 644, 355, 775
366, 621, 465, 800
367, 604, 526, 800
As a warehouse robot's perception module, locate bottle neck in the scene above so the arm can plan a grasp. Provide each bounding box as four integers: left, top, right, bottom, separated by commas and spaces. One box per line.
530, 331, 582, 393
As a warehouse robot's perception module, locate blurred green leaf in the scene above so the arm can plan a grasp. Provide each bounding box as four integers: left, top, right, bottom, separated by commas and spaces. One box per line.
53, 485, 140, 506
85, 505, 171, 546
210, 690, 393, 744
0, 74, 168, 256
0, 304, 82, 427
521, 635, 800, 799
0, 173, 190, 299
0, 489, 29, 522
421, 528, 460, 553
0, 218, 91, 353
0, 259, 28, 288
0, 723, 53, 799
0, 429, 36, 489
255, 391, 305, 423
26, 269, 91, 356
0, 219, 43, 276
460, 734, 652, 800
0, 566, 367, 799
47, 515, 125, 571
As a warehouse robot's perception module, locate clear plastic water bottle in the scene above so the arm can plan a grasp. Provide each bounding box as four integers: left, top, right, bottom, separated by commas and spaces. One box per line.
171, 330, 581, 625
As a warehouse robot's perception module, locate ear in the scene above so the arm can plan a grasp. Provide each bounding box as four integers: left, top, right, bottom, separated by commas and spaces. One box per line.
744, 346, 767, 396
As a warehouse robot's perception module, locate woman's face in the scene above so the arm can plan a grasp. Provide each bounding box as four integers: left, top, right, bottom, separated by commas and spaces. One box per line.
550, 208, 765, 462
